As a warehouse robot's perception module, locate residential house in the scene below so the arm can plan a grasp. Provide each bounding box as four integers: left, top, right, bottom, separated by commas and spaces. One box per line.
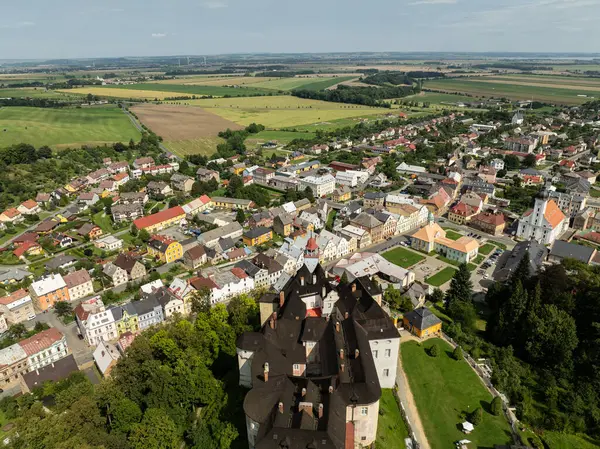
516, 190, 568, 245
74, 297, 118, 346
197, 222, 243, 248
299, 210, 323, 230
335, 170, 368, 187
396, 162, 427, 175
63, 269, 94, 301
548, 189, 587, 218
44, 255, 77, 272
29, 275, 70, 312
298, 174, 336, 197
332, 186, 352, 202
103, 263, 128, 287
109, 303, 139, 336
93, 341, 120, 377
243, 227, 273, 246
0, 267, 32, 285
183, 245, 208, 269
0, 289, 35, 324
182, 195, 211, 216
490, 158, 505, 170
253, 167, 276, 186
248, 210, 273, 228
51, 233, 73, 249
493, 240, 548, 282
120, 191, 149, 205
108, 161, 129, 174
196, 167, 220, 183
504, 136, 538, 153
268, 175, 300, 191
17, 200, 41, 216
114, 254, 146, 281
76, 222, 103, 240
148, 287, 186, 319
411, 215, 479, 263
146, 181, 173, 197
35, 219, 59, 234
35, 193, 52, 206
94, 235, 123, 251
273, 213, 294, 237
87, 168, 110, 184
340, 224, 372, 249
171, 173, 195, 193
190, 268, 255, 304
351, 212, 384, 244
147, 235, 183, 263
133, 206, 186, 232
240, 253, 284, 289
0, 208, 24, 224
332, 252, 415, 288
548, 240, 595, 265
112, 203, 144, 223
470, 212, 506, 235
19, 354, 79, 394
448, 202, 479, 225
133, 157, 155, 169
18, 327, 69, 371
363, 192, 387, 208
132, 297, 164, 331
0, 344, 28, 387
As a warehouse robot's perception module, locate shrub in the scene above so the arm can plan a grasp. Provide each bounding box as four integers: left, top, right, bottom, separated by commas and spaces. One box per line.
453, 346, 463, 361
469, 407, 483, 425
491, 396, 502, 416
428, 344, 439, 357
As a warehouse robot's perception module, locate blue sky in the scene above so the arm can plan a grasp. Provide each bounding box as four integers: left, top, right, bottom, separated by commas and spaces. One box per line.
1, 0, 598, 59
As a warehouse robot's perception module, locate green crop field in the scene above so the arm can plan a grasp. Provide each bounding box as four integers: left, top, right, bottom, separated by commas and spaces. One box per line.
107, 83, 274, 97
0, 106, 140, 149
382, 247, 425, 268
425, 267, 457, 286
0, 87, 77, 99
164, 136, 225, 158
187, 95, 388, 127
424, 78, 596, 105
247, 130, 316, 144
402, 339, 512, 449
401, 92, 477, 104
252, 76, 357, 91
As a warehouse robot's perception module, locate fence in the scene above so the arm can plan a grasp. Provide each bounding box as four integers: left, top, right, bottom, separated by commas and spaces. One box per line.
440, 332, 522, 445
392, 384, 420, 449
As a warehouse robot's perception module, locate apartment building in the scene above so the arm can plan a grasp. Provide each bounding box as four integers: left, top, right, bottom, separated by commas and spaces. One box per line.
18, 328, 69, 371
0, 289, 36, 324
74, 297, 118, 346
29, 274, 70, 312
63, 269, 94, 301
298, 173, 336, 197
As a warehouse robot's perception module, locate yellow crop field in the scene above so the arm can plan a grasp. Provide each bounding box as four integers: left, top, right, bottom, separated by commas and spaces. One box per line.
156, 76, 275, 86
186, 95, 388, 127
57, 87, 191, 100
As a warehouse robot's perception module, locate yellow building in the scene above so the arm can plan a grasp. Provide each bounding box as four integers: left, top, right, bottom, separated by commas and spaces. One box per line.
403, 307, 442, 338
243, 227, 273, 246
114, 304, 139, 336
148, 235, 183, 263
332, 186, 352, 202
210, 196, 255, 211
133, 206, 186, 233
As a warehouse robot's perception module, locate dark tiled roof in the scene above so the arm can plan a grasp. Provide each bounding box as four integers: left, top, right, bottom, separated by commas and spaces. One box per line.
22, 354, 79, 391
403, 307, 441, 331
550, 240, 595, 263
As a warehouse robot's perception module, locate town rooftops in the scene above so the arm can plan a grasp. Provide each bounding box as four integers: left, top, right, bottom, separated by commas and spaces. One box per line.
550, 240, 595, 264
22, 354, 79, 391
0, 289, 31, 309
45, 255, 77, 271
133, 206, 185, 230
63, 269, 91, 289
30, 274, 67, 296
114, 254, 141, 273
0, 344, 27, 368
243, 226, 272, 239
403, 307, 442, 330
211, 196, 254, 207
18, 327, 64, 356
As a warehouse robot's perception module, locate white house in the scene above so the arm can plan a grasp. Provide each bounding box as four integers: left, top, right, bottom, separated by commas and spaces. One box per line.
63, 269, 94, 301
298, 174, 336, 197
516, 190, 569, 245
191, 268, 255, 304
94, 235, 123, 252
396, 162, 427, 175
18, 328, 69, 372
93, 341, 121, 377
490, 158, 505, 171
74, 297, 118, 346
335, 170, 369, 187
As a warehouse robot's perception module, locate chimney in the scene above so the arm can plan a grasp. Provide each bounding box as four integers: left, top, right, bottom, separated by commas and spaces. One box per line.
322, 286, 327, 298
264, 362, 270, 382
344, 311, 349, 319
279, 291, 285, 308
328, 386, 334, 394
300, 276, 305, 286
355, 349, 360, 359
335, 321, 340, 332
318, 403, 324, 418
340, 349, 344, 360
313, 274, 317, 284
340, 363, 345, 373
278, 401, 284, 413
302, 387, 307, 397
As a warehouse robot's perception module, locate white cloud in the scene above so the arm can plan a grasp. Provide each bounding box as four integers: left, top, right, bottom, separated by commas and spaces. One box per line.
202, 1, 228, 8
151, 33, 167, 38
409, 0, 457, 4
0, 21, 35, 29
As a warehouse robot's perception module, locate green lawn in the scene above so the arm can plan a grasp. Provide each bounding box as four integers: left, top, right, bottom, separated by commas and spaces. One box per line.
589, 188, 600, 198
442, 229, 463, 241
479, 243, 496, 255
92, 212, 114, 233
0, 105, 140, 149
425, 267, 457, 287
473, 254, 485, 265
382, 247, 426, 268
543, 431, 600, 449
376, 389, 408, 449
402, 339, 513, 449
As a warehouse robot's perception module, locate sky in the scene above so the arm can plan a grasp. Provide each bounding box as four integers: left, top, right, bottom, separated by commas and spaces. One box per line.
1, 0, 599, 59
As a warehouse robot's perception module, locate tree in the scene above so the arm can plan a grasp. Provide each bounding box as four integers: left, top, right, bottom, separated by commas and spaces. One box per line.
468, 407, 483, 425
129, 408, 179, 449
428, 344, 439, 357
452, 346, 463, 361
191, 287, 212, 314
523, 153, 537, 168
139, 229, 150, 243
130, 224, 139, 236
430, 288, 445, 304
448, 300, 477, 332
510, 251, 530, 287
304, 186, 315, 203
235, 208, 245, 224
7, 323, 27, 340
54, 301, 73, 319
340, 271, 349, 285
490, 396, 502, 416
446, 263, 473, 306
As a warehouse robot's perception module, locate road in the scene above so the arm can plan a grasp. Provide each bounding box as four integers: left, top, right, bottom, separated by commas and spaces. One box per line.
396, 333, 431, 449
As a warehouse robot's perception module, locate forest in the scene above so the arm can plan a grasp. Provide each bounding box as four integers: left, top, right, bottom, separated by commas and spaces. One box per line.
291, 84, 415, 107
0, 295, 260, 449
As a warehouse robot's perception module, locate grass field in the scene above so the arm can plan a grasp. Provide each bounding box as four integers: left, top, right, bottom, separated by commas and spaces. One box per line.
0, 106, 140, 149
402, 339, 512, 449
59, 87, 193, 100
165, 137, 224, 157
382, 247, 426, 268
425, 78, 595, 105
401, 92, 477, 104
247, 130, 316, 144
479, 243, 496, 255
156, 75, 270, 86
425, 267, 457, 286
444, 229, 463, 241
376, 389, 408, 449
543, 431, 600, 449
0, 87, 76, 99
187, 95, 389, 127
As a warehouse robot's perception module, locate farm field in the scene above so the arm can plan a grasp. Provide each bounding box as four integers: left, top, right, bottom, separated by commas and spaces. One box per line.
156, 75, 268, 86
187, 95, 389, 127
58, 87, 191, 100
251, 76, 357, 91
382, 247, 425, 268
165, 137, 225, 158
0, 106, 140, 149
402, 339, 512, 449
484, 74, 600, 87
424, 78, 595, 105
401, 92, 478, 104
105, 83, 273, 97
246, 130, 316, 144
0, 87, 77, 99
